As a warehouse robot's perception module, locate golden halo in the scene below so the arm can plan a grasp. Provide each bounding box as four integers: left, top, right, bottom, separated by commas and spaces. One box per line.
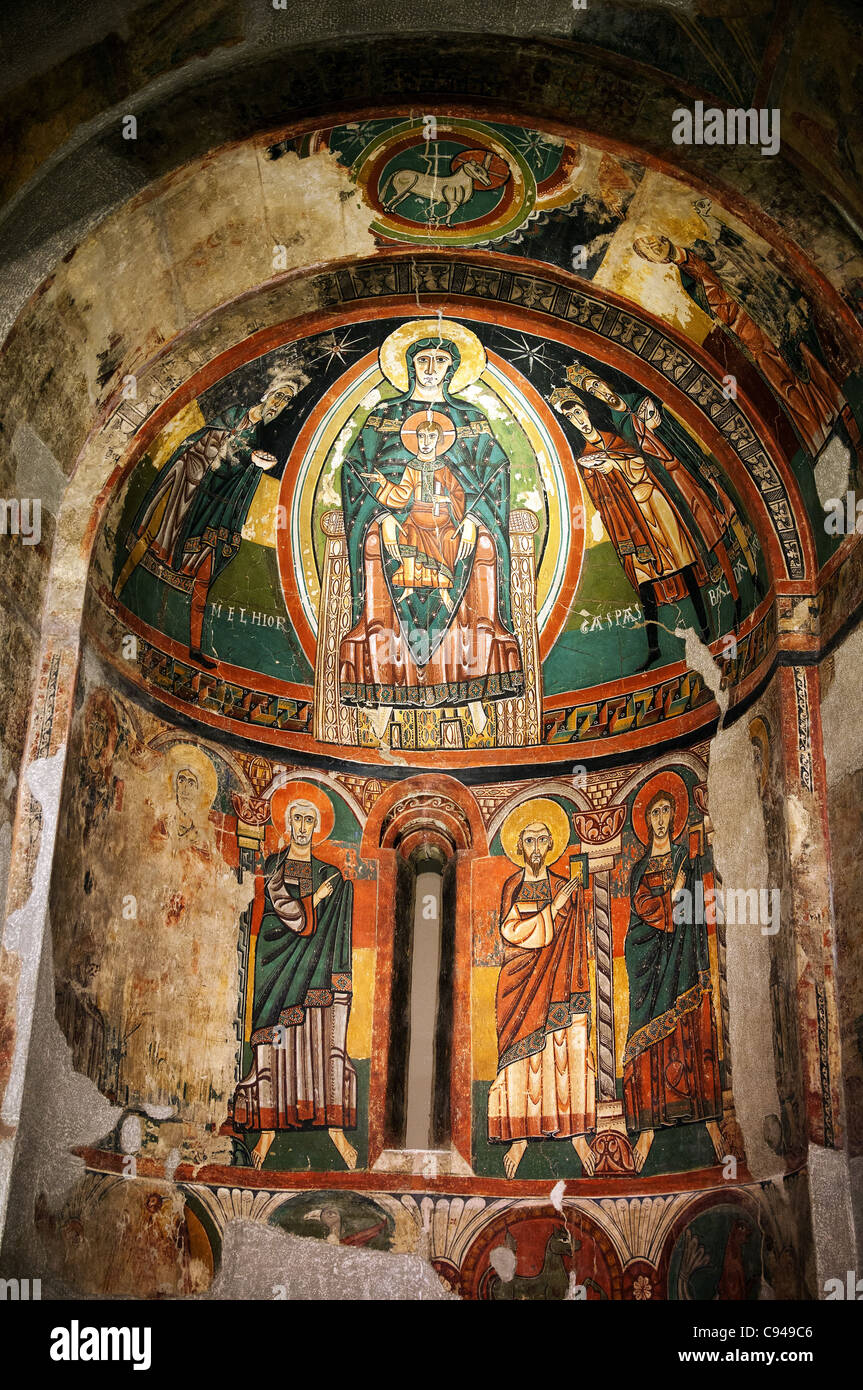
400, 409, 457, 457
500, 797, 572, 867
163, 743, 219, 808
631, 771, 689, 846
379, 319, 486, 395
270, 780, 335, 844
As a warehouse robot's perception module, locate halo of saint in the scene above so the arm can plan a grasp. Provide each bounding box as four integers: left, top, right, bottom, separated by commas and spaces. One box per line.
499, 796, 571, 866
631, 769, 689, 845
162, 742, 219, 807
378, 318, 487, 394
270, 779, 336, 845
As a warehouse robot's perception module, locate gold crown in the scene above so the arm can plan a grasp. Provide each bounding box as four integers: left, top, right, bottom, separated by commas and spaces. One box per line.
549, 385, 579, 411
565, 360, 595, 388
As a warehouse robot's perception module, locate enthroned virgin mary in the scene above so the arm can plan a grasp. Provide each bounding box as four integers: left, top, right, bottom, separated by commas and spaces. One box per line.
338, 322, 524, 740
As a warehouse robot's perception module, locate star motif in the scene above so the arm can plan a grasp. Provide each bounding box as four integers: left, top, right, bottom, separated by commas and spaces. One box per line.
335, 120, 390, 161
510, 128, 559, 170
311, 330, 366, 371
496, 330, 550, 374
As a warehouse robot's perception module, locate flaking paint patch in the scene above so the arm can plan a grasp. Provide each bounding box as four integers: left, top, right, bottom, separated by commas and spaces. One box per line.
686, 627, 780, 1179
0, 931, 121, 1279
821, 625, 863, 785
490, 1242, 517, 1281
807, 1143, 856, 1292
814, 433, 851, 509
595, 170, 713, 337
709, 714, 782, 1180
786, 793, 810, 866
209, 1219, 456, 1301
12, 420, 67, 519
0, 748, 67, 1229
49, 680, 255, 1134
676, 625, 730, 724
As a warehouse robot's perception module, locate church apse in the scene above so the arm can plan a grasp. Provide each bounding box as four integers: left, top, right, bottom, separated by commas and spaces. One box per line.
45, 179, 849, 1295
1, 80, 858, 1308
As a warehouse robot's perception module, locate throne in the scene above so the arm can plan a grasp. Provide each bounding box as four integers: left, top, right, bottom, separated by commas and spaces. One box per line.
313, 509, 543, 751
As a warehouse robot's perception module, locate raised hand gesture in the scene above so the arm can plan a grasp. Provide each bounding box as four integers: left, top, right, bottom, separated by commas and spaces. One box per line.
362, 470, 387, 492
313, 875, 336, 908
551, 877, 580, 915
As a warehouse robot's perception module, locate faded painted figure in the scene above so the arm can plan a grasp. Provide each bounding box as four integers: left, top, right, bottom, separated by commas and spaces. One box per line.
552, 394, 712, 669
563, 360, 760, 628
634, 235, 845, 457
232, 800, 357, 1171
488, 800, 597, 1177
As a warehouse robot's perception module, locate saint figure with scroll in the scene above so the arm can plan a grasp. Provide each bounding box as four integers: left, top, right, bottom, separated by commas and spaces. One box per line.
232, 791, 357, 1171
339, 321, 524, 742
623, 777, 723, 1171
488, 799, 597, 1178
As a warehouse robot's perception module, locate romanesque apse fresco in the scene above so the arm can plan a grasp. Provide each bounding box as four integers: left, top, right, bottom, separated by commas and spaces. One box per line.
54, 671, 775, 1189
92, 311, 773, 760
43, 106, 861, 1305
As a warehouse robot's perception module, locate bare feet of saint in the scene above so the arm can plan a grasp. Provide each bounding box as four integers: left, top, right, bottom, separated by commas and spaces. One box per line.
572, 1135, 596, 1175
329, 1127, 358, 1170
503, 1139, 527, 1178
251, 1130, 275, 1170
632, 1129, 654, 1172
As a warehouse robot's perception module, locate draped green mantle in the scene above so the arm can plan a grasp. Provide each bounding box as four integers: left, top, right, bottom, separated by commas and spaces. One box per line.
340, 337, 517, 669
623, 843, 711, 1065
250, 852, 353, 1045
169, 405, 269, 581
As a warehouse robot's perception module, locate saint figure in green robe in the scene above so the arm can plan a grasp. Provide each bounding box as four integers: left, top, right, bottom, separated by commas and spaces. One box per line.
233, 799, 357, 1172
